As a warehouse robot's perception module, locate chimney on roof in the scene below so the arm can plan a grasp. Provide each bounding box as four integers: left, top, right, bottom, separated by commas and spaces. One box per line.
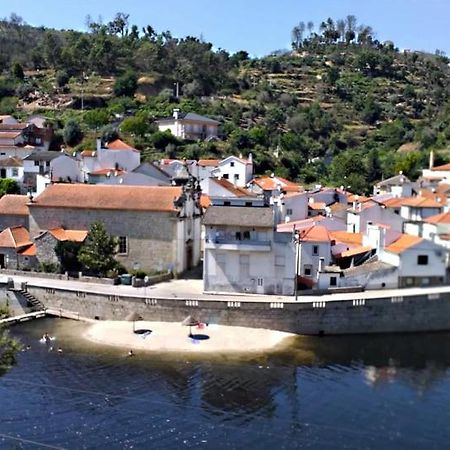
239, 152, 243, 159
173, 108, 180, 120
429, 150, 435, 170
96, 138, 102, 152
318, 257, 325, 273
248, 152, 253, 163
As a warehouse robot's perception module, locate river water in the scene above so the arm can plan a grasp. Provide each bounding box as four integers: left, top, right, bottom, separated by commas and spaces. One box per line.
2, 318, 450, 449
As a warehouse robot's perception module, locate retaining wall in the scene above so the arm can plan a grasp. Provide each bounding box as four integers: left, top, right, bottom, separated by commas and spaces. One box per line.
2, 283, 450, 335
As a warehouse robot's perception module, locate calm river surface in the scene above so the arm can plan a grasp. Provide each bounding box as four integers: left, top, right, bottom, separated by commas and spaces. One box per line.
2, 318, 450, 449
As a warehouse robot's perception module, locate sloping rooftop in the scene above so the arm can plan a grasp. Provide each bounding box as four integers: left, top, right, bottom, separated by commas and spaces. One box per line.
105, 139, 139, 152
330, 231, 363, 246
23, 151, 62, 162
251, 176, 301, 192
157, 112, 220, 124
400, 196, 442, 208
89, 168, 126, 176
376, 174, 411, 187
49, 228, 88, 242
0, 194, 29, 216
0, 226, 32, 248
30, 184, 183, 213
298, 225, 332, 242
385, 234, 423, 254
0, 157, 22, 167
198, 159, 220, 167
432, 162, 450, 171
203, 206, 273, 227
424, 211, 450, 225
211, 178, 255, 197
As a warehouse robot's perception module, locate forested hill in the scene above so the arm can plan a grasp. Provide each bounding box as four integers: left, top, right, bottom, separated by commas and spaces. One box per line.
2, 13, 450, 193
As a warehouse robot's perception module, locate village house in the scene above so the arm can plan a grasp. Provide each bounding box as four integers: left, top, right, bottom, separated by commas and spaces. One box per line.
0, 194, 30, 231
373, 173, 414, 198
203, 197, 295, 295
0, 157, 23, 186
210, 155, 254, 187
27, 183, 202, 274
247, 174, 302, 198
156, 109, 220, 140
0, 225, 36, 269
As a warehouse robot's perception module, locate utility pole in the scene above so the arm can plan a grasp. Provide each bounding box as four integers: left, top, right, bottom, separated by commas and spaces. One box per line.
174, 81, 179, 99
293, 228, 300, 301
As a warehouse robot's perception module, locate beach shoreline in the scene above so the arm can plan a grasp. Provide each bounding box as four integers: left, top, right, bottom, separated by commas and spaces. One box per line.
82, 320, 296, 355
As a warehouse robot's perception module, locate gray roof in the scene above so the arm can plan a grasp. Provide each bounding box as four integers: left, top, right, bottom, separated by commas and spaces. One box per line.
157, 112, 220, 125
376, 174, 411, 187
203, 206, 274, 227
23, 151, 67, 162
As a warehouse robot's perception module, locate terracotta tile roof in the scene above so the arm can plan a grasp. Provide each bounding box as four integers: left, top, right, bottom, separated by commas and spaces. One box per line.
200, 194, 211, 209
0, 157, 22, 167
308, 202, 326, 210
424, 211, 450, 224
382, 197, 404, 208
385, 234, 423, 254
432, 162, 450, 171
31, 184, 183, 213
0, 131, 22, 139
0, 226, 32, 248
105, 139, 139, 152
401, 196, 442, 208
0, 194, 29, 216
339, 245, 373, 258
89, 168, 126, 176
418, 189, 447, 205
17, 243, 36, 256
212, 178, 255, 197
49, 228, 88, 242
251, 176, 301, 192
198, 159, 220, 167
330, 231, 363, 246
277, 216, 325, 233
298, 225, 332, 242
347, 194, 369, 203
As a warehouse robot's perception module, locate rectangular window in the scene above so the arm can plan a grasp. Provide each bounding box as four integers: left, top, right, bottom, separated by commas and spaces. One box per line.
12, 168, 18, 177
234, 174, 240, 180
257, 277, 264, 286
223, 174, 229, 179
224, 201, 231, 206
34, 161, 39, 166
330, 277, 337, 287
287, 208, 293, 216
36, 137, 42, 145
312, 245, 319, 255
243, 231, 250, 240
245, 201, 252, 207
235, 232, 241, 241
417, 255, 428, 265
304, 265, 312, 276
118, 236, 128, 254
230, 162, 235, 167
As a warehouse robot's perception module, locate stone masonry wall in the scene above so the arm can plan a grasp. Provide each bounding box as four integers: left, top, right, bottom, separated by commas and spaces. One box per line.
8, 283, 450, 336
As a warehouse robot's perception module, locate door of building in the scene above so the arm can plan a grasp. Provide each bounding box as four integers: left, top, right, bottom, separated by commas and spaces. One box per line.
0, 254, 5, 269
256, 277, 264, 294
0, 168, 6, 179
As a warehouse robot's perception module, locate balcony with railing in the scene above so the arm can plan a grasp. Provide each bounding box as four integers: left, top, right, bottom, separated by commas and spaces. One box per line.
205, 234, 272, 252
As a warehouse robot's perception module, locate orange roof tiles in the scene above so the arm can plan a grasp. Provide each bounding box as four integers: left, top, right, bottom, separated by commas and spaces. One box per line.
89, 168, 126, 176
252, 176, 301, 192
31, 184, 183, 213
298, 225, 332, 242
212, 178, 255, 197
17, 243, 36, 256
309, 202, 326, 210
49, 228, 88, 242
385, 234, 423, 254
401, 196, 442, 208
330, 231, 363, 246
432, 163, 450, 171
106, 139, 139, 152
0, 226, 32, 248
424, 211, 450, 224
0, 195, 29, 216
200, 194, 211, 209
198, 159, 220, 167
339, 245, 373, 258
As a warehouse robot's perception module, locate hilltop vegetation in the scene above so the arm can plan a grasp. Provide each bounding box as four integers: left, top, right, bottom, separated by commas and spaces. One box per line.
1, 12, 450, 192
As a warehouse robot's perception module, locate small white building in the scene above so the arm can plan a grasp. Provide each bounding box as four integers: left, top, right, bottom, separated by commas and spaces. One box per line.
0, 157, 23, 185
156, 109, 220, 140
373, 173, 414, 197
210, 155, 253, 187
203, 201, 295, 295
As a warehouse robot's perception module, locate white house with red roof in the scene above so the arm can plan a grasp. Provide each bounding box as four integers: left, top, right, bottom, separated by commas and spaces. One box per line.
80, 138, 140, 181
210, 155, 253, 187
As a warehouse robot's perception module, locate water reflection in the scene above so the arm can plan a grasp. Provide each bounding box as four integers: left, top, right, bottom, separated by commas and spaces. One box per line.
3, 319, 450, 448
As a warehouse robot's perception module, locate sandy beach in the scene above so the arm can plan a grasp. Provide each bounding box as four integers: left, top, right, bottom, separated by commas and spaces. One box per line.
83, 320, 295, 354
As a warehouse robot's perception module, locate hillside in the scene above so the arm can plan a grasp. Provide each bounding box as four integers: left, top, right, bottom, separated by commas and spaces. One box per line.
1, 13, 450, 193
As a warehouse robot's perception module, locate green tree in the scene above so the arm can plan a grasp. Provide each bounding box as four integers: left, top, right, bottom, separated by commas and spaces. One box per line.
55, 241, 83, 273
113, 70, 138, 97
78, 222, 118, 277
120, 115, 151, 137
55, 70, 69, 87
11, 62, 24, 80
0, 179, 20, 197
84, 109, 110, 129
0, 305, 20, 373
63, 120, 83, 146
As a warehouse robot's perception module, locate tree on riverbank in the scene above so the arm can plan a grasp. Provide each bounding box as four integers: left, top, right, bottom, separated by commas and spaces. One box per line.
78, 222, 118, 277
0, 305, 21, 374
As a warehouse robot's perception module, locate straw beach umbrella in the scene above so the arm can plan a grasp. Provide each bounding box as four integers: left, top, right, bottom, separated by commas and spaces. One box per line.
126, 311, 143, 333
182, 315, 199, 337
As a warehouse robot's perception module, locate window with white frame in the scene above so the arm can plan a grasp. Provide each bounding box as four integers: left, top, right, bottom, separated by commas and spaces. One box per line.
118, 236, 128, 254
12, 168, 18, 177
